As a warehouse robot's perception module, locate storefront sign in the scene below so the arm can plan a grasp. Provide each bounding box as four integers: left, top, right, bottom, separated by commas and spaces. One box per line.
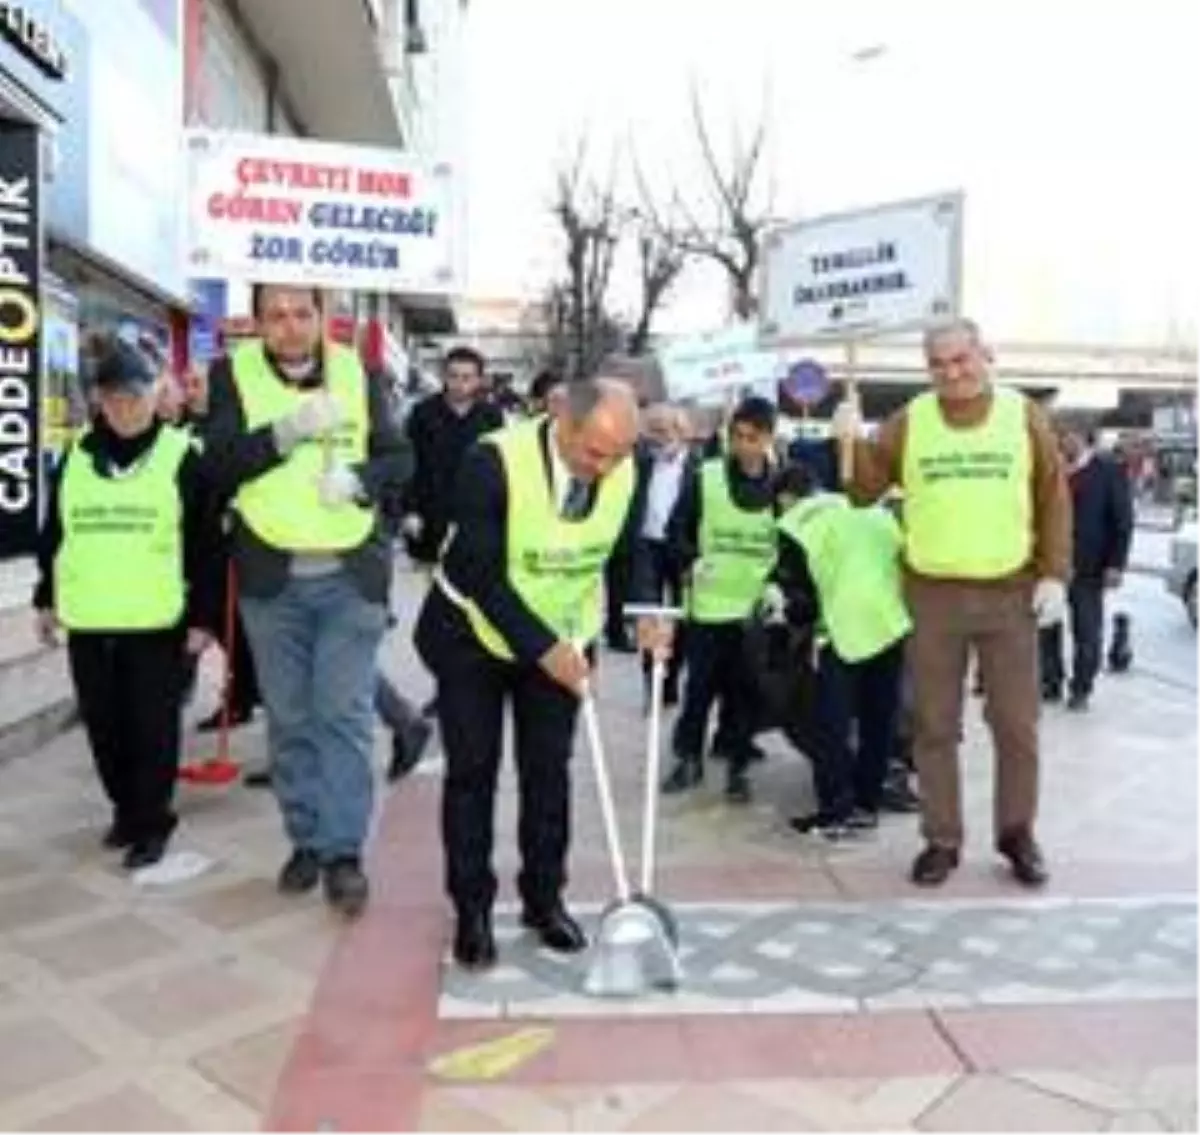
184, 129, 459, 295
760, 191, 963, 345
0, 1, 68, 79
0, 120, 42, 559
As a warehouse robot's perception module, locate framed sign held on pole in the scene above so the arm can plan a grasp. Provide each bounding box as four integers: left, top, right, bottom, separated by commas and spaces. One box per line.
757, 191, 965, 485
758, 191, 964, 348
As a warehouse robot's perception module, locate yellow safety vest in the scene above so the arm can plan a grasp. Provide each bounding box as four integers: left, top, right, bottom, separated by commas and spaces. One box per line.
902, 388, 1032, 579
56, 426, 190, 632
690, 459, 776, 623
778, 493, 911, 662
439, 419, 634, 660
231, 340, 372, 552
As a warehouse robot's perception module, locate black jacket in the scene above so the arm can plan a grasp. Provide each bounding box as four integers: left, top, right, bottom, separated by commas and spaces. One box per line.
403, 393, 504, 563
415, 419, 635, 669
199, 347, 412, 605
1068, 453, 1133, 580
33, 418, 223, 635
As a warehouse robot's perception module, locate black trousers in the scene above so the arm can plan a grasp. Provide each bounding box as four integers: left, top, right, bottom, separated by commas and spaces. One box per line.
783, 640, 905, 819
68, 629, 186, 844
673, 620, 756, 764
417, 600, 580, 915
1039, 579, 1105, 698
604, 549, 633, 646
637, 538, 685, 692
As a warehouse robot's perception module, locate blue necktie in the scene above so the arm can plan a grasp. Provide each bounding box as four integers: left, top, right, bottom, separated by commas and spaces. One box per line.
561, 477, 590, 520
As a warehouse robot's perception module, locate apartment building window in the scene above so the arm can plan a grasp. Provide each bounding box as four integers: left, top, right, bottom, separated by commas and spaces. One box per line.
198, 0, 268, 130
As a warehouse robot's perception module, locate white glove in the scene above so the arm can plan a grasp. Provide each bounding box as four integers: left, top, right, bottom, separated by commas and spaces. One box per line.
830, 398, 863, 443
401, 513, 424, 539
316, 464, 363, 508
757, 582, 787, 624
275, 391, 344, 451
1032, 578, 1067, 627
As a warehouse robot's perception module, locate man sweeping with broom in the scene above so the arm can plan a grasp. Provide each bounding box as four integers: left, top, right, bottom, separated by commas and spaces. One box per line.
415, 359, 670, 971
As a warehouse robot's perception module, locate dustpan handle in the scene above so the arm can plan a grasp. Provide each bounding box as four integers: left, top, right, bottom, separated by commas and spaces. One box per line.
580, 686, 632, 901
640, 654, 665, 894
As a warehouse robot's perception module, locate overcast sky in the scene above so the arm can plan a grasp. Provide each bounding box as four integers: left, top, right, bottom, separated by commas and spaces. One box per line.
461, 0, 1197, 347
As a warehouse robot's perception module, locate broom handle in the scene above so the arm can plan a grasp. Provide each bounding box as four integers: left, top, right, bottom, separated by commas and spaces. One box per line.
640, 652, 665, 894
580, 686, 632, 902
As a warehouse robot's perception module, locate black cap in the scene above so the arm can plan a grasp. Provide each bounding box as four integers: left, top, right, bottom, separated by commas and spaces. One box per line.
92, 339, 157, 394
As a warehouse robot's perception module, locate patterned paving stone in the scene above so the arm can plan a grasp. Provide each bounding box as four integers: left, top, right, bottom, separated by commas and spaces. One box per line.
439, 896, 1197, 1019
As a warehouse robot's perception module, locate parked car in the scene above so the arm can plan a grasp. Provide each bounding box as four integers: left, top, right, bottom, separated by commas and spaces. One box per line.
1166, 521, 1197, 628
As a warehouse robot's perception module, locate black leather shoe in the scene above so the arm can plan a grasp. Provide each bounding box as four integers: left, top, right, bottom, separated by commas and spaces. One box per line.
1042, 685, 1063, 704
998, 831, 1049, 887
453, 910, 497, 970
661, 757, 702, 794
521, 904, 587, 953
1066, 691, 1090, 713
911, 844, 960, 886
278, 848, 321, 894
123, 837, 167, 871
387, 719, 433, 782
323, 857, 370, 917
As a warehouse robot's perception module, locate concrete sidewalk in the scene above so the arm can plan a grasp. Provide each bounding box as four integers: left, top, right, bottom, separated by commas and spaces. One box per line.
0, 568, 1193, 1131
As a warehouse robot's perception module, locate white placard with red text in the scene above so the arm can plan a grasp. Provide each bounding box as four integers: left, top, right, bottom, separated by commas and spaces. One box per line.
183, 129, 458, 295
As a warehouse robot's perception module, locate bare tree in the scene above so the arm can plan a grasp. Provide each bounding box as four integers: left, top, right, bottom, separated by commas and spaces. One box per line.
552, 139, 629, 378
624, 203, 691, 355
668, 84, 776, 321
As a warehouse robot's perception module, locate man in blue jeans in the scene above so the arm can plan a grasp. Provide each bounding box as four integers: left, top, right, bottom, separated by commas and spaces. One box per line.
202, 284, 411, 917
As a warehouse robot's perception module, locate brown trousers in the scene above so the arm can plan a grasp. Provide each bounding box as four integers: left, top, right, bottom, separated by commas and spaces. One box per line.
905, 576, 1040, 849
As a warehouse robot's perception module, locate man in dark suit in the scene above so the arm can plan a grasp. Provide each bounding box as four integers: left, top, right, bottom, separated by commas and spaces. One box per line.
414, 365, 666, 971
630, 403, 695, 706
401, 347, 504, 569
1039, 420, 1133, 711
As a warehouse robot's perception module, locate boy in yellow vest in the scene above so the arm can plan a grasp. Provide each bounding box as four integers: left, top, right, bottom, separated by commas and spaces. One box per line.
32, 339, 222, 870
661, 396, 778, 804
770, 463, 911, 838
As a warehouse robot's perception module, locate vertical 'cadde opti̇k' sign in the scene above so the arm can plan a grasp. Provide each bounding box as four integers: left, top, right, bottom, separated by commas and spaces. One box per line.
0, 119, 42, 559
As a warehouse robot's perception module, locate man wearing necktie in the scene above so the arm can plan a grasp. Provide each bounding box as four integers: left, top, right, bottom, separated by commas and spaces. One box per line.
415, 361, 670, 970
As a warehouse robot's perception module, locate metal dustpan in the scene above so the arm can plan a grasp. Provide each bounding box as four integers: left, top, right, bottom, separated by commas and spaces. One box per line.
579, 653, 683, 998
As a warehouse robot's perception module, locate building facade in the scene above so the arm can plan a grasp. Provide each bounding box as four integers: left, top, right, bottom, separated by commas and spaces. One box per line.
2, 0, 187, 556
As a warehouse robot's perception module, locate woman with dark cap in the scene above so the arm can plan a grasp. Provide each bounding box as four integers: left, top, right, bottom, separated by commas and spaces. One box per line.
33, 338, 223, 869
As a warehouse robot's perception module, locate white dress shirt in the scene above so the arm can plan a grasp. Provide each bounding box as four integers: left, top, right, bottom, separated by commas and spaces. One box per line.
641, 450, 687, 541
546, 421, 573, 513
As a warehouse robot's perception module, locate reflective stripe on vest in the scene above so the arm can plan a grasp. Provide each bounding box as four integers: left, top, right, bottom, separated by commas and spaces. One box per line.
231, 340, 372, 552
901, 388, 1032, 579
56, 426, 190, 632
777, 493, 912, 663
439, 420, 634, 660
690, 459, 776, 623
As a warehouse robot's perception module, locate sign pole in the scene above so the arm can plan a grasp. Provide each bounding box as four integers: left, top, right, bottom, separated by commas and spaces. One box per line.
839, 339, 859, 487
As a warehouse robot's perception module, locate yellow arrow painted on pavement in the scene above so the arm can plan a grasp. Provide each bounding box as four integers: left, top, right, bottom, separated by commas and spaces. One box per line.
427, 1027, 556, 1082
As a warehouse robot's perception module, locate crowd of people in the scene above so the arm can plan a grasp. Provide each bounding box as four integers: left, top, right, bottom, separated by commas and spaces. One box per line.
32, 296, 1137, 969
